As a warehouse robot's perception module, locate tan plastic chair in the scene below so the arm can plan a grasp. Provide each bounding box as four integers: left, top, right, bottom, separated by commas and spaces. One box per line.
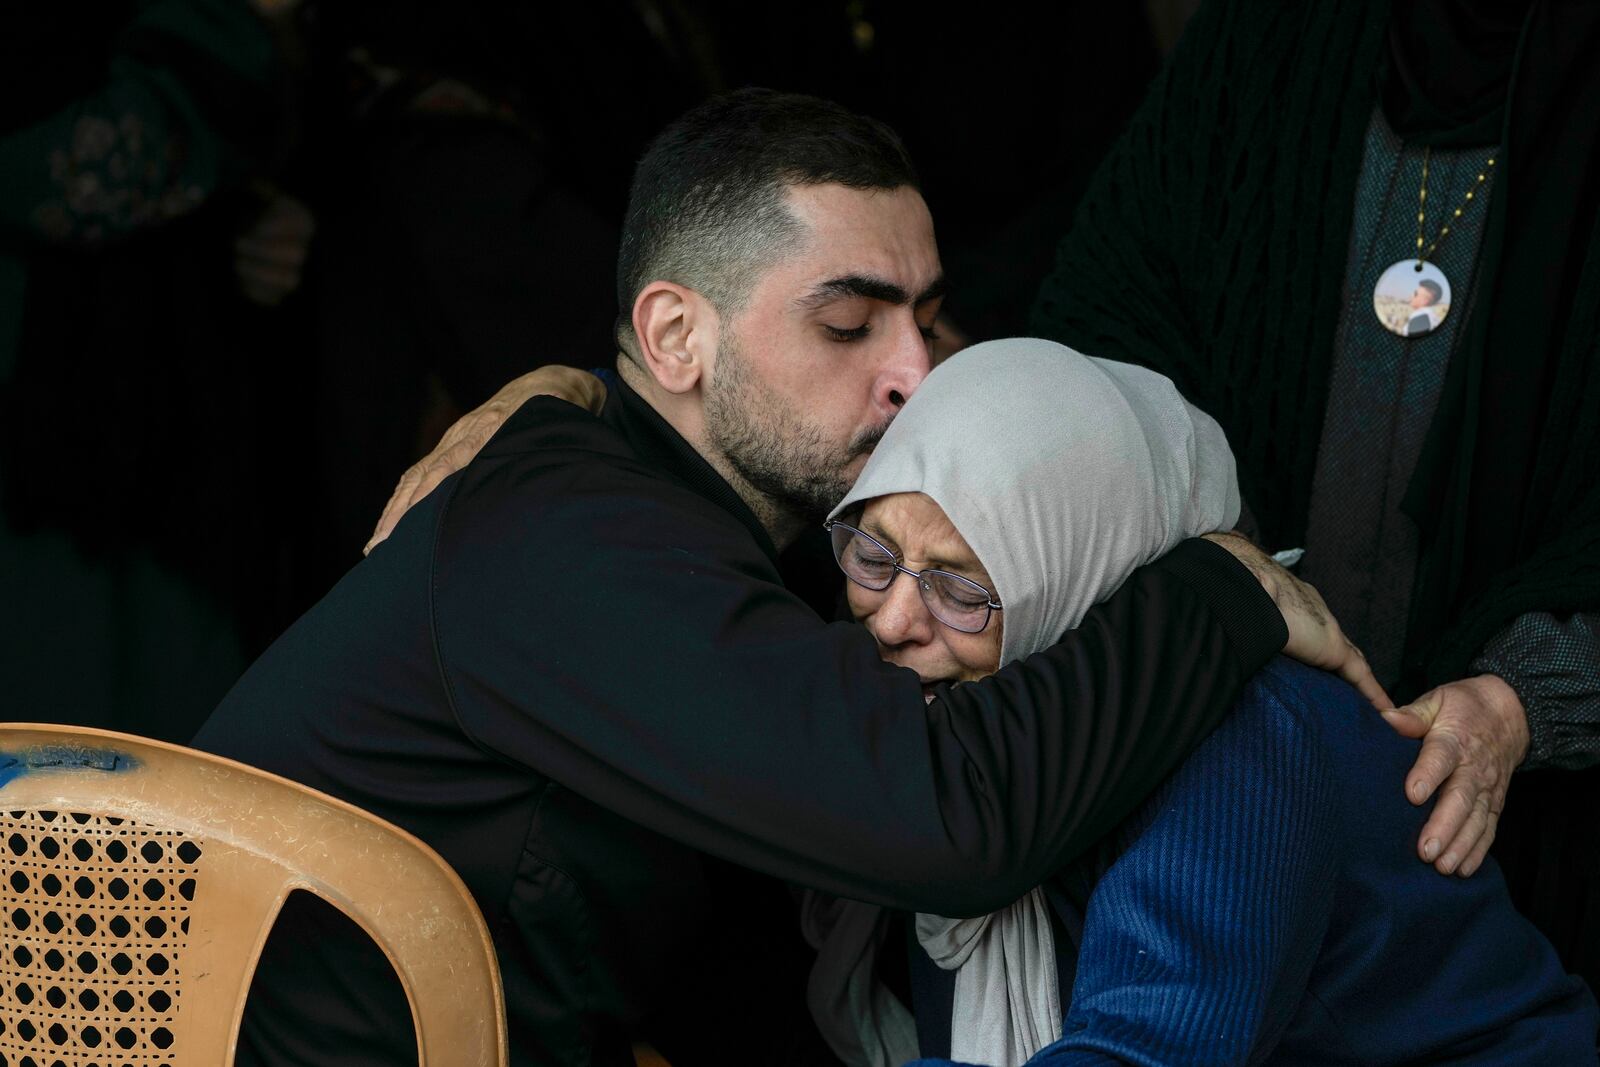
0, 723, 507, 1066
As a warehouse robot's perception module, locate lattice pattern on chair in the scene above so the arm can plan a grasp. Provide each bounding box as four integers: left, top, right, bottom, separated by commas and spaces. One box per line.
0, 808, 201, 1067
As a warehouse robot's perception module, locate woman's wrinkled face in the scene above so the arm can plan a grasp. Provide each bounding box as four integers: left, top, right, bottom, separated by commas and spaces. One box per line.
845, 492, 1003, 699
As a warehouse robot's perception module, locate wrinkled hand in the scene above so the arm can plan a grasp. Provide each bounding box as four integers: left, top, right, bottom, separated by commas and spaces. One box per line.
1382, 674, 1528, 877
364, 366, 608, 553
1202, 531, 1392, 710
234, 184, 315, 307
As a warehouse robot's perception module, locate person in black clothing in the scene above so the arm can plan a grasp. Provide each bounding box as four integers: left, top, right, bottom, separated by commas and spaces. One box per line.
0, 0, 306, 744
1025, 0, 1600, 992
196, 90, 1377, 1065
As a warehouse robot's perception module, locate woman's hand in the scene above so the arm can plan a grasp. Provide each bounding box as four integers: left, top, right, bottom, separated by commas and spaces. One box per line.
364, 366, 607, 553
1381, 674, 1528, 878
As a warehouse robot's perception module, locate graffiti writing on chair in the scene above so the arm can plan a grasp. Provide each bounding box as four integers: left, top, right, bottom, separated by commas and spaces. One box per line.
0, 746, 138, 789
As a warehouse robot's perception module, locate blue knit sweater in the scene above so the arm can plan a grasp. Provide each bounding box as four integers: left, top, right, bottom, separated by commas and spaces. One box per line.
911, 659, 1597, 1065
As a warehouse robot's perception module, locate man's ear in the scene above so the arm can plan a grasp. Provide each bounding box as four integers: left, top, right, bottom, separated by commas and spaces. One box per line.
632, 281, 717, 395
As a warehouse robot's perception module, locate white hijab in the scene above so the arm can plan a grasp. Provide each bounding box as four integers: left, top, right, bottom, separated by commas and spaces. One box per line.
830, 336, 1240, 666
804, 338, 1239, 1067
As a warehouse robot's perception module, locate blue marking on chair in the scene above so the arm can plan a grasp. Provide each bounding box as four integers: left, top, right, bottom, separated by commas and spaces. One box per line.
0, 746, 137, 788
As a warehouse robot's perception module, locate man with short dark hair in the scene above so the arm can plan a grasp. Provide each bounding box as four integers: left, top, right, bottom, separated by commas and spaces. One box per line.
1407, 279, 1444, 336
609, 90, 936, 540
196, 89, 1372, 1065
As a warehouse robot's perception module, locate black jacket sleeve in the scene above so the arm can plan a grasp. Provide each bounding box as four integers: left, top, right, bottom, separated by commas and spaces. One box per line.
430, 402, 1286, 917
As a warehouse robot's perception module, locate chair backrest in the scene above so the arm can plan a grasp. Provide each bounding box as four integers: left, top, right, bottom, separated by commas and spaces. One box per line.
0, 723, 507, 1066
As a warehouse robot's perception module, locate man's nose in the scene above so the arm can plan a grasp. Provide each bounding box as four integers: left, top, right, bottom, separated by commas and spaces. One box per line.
873, 317, 933, 415
874, 571, 934, 646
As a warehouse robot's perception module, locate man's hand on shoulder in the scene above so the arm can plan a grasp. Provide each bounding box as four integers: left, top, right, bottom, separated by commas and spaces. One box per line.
1202, 531, 1392, 710
365, 366, 607, 553
1382, 674, 1529, 879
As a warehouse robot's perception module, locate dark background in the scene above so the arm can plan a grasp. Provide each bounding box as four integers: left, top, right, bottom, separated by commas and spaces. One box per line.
0, 0, 1197, 744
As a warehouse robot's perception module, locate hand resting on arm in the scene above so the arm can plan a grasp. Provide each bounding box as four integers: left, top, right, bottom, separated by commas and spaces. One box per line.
365, 365, 607, 552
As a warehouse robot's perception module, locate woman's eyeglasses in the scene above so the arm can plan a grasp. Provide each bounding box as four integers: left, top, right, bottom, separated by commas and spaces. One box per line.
824, 520, 1002, 635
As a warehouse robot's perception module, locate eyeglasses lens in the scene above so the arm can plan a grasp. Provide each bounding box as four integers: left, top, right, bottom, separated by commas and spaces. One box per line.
829, 523, 995, 634
830, 523, 896, 589
921, 571, 994, 633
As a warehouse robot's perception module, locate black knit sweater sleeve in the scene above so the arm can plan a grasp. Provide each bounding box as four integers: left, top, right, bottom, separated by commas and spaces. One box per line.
1026, 4, 1208, 401
1028, 0, 1246, 409
430, 401, 1286, 917
1029, 0, 1387, 546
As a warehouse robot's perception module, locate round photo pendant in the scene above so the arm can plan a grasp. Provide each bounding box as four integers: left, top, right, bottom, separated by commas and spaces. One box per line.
1373, 259, 1451, 338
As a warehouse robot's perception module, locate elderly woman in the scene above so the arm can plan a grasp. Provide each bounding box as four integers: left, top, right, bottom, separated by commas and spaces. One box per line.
804, 339, 1597, 1066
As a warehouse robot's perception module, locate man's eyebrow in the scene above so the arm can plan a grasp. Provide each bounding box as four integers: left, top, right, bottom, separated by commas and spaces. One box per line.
797, 274, 947, 311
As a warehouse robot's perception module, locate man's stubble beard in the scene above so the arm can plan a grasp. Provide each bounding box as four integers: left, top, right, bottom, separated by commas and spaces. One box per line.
704, 332, 890, 524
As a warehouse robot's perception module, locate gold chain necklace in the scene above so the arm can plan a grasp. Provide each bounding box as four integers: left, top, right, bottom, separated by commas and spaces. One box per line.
1373, 147, 1498, 338
1415, 148, 1496, 265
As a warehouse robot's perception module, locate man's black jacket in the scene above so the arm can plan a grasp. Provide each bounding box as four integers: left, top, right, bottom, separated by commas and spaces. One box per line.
193, 377, 1285, 1065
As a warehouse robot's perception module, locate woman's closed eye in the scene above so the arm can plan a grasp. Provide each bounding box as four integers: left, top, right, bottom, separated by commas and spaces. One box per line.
933, 576, 992, 608
849, 544, 895, 577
